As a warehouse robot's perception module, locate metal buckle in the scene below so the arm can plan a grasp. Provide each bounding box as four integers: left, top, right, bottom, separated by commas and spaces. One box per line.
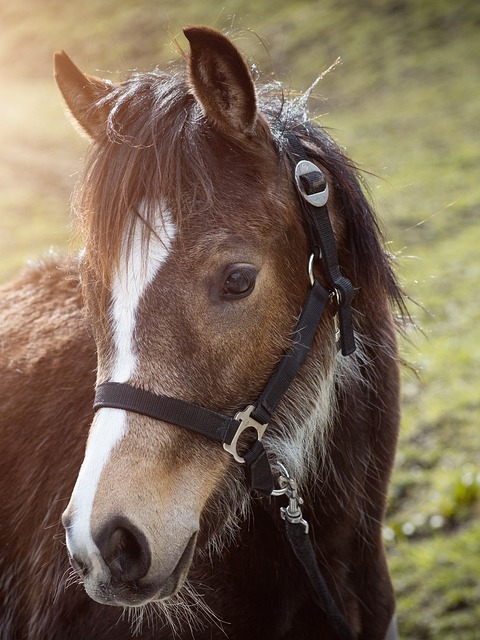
223, 405, 268, 464
294, 160, 329, 207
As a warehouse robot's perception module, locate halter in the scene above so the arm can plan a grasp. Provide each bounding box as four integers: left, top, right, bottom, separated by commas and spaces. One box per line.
94, 132, 355, 495
93, 133, 357, 640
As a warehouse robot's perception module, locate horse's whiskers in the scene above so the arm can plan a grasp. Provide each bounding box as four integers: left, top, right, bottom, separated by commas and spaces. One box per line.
121, 579, 228, 638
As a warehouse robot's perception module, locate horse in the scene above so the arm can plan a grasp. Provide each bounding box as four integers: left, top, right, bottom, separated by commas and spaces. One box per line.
0, 26, 404, 640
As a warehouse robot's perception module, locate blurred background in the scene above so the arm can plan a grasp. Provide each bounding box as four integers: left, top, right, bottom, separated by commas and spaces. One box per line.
1, 0, 479, 637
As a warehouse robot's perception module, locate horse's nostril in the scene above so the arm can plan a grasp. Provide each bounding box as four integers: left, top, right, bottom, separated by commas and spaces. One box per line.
95, 517, 151, 583
108, 527, 144, 578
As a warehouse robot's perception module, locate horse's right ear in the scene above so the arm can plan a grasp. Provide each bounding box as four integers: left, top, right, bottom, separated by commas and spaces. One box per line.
53, 51, 115, 140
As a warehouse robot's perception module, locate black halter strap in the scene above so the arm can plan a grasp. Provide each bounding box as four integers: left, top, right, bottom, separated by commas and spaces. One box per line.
95, 382, 240, 445
285, 132, 355, 357
93, 133, 355, 496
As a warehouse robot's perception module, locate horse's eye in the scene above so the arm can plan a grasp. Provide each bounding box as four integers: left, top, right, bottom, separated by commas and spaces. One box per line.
221, 265, 257, 299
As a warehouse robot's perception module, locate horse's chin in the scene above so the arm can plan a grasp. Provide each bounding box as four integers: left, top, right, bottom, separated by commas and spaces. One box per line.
84, 532, 197, 608
85, 576, 186, 608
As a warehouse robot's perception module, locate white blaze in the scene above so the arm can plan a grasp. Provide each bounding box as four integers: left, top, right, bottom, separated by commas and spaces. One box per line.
66, 208, 175, 560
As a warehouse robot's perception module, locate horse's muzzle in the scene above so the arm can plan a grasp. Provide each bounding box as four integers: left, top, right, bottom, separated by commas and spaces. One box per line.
66, 516, 198, 607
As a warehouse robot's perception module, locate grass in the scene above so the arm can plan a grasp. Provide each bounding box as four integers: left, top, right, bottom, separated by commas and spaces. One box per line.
1, 0, 479, 636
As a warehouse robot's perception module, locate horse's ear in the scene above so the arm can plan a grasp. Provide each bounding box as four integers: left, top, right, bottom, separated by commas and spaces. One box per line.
184, 26, 257, 136
53, 50, 115, 140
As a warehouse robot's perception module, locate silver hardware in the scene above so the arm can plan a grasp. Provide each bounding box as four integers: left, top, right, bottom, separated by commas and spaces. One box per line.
271, 462, 291, 496
308, 252, 323, 286
223, 405, 268, 464
271, 486, 289, 497
294, 160, 329, 207
330, 289, 341, 343
308, 253, 315, 286
330, 287, 342, 306
273, 463, 309, 533
334, 314, 341, 343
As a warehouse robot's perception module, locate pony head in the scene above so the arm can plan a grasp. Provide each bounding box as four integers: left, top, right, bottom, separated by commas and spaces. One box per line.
56, 27, 323, 608
56, 27, 400, 618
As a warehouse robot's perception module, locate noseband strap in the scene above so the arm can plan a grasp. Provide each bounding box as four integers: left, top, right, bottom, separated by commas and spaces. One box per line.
93, 133, 355, 497
94, 382, 240, 445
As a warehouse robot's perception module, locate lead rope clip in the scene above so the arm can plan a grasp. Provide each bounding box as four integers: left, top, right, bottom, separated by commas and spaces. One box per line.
272, 463, 309, 534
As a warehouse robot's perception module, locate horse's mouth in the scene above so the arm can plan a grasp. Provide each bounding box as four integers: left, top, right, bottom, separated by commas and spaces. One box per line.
84, 531, 198, 608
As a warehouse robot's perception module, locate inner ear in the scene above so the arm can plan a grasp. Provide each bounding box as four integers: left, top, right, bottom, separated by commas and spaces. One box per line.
184, 26, 257, 136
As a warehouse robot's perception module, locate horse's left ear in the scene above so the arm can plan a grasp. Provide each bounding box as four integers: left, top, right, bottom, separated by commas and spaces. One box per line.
54, 50, 115, 140
184, 26, 257, 136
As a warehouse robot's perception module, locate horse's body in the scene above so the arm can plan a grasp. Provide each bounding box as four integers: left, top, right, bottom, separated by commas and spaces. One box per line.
0, 27, 403, 639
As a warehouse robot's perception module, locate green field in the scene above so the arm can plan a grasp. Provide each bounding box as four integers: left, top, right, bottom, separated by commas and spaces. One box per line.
1, 1, 479, 637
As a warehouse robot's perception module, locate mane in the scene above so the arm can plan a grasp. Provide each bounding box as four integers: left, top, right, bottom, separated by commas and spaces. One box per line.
75, 62, 406, 323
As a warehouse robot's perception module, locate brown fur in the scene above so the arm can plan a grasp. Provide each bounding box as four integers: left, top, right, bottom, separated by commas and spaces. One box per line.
0, 27, 405, 639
